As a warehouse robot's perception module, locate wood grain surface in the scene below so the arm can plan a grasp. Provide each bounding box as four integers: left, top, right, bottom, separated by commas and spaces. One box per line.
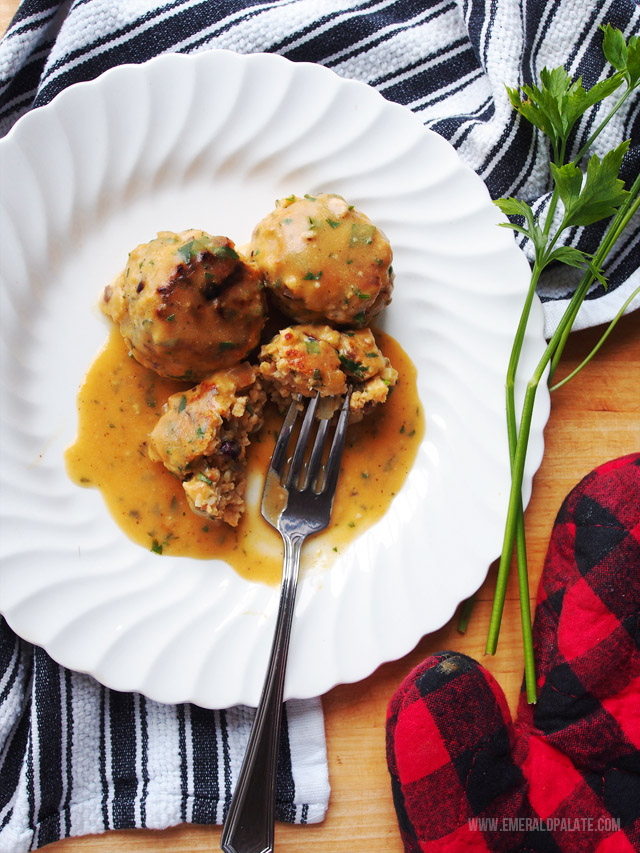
1, 1, 13, 34
1, 2, 639, 850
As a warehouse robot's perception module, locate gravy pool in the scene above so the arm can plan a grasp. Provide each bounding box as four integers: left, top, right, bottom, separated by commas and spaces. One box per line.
65, 327, 424, 585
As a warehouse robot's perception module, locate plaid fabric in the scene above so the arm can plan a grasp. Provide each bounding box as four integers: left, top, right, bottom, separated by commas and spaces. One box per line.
386, 453, 640, 852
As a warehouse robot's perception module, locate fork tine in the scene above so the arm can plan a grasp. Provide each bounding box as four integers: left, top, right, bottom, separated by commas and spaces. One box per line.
321, 386, 352, 497
286, 392, 320, 488
268, 399, 299, 479
305, 417, 330, 488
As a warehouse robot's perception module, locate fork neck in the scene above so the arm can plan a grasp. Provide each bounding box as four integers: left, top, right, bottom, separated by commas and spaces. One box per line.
281, 532, 305, 585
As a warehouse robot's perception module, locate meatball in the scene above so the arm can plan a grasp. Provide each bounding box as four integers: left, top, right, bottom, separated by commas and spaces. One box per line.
258, 324, 398, 418
248, 194, 394, 327
147, 363, 267, 526
101, 230, 266, 381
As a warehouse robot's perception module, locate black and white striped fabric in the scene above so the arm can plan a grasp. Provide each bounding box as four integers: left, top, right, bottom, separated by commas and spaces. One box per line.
0, 618, 329, 850
0, 1, 639, 850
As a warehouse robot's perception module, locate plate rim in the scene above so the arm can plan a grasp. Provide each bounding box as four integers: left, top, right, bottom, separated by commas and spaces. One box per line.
0, 48, 550, 707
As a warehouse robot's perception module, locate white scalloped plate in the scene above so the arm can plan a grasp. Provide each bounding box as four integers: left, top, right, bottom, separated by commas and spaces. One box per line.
0, 50, 549, 708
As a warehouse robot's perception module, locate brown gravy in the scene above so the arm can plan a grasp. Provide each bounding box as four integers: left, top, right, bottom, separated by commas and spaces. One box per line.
65, 327, 424, 585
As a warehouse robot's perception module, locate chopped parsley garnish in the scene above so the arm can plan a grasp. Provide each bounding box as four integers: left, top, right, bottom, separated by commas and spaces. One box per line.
212, 245, 239, 259
353, 286, 371, 300
303, 270, 323, 280
151, 539, 163, 554
326, 218, 341, 228
305, 340, 321, 354
178, 239, 238, 263
349, 223, 376, 245
197, 472, 214, 486
177, 240, 200, 262
177, 395, 187, 412
338, 354, 366, 376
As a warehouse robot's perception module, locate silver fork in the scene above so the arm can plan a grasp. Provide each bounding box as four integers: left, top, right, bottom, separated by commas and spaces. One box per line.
220, 388, 352, 853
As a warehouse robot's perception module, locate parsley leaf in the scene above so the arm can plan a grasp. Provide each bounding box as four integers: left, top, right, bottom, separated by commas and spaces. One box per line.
507, 66, 621, 162
551, 141, 630, 228
338, 354, 366, 376
602, 23, 640, 87
494, 197, 547, 257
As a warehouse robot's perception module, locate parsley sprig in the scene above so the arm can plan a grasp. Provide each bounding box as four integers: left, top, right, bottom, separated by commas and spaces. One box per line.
480, 25, 640, 703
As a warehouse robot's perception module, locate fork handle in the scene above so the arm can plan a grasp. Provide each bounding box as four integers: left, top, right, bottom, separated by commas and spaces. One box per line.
220, 532, 305, 853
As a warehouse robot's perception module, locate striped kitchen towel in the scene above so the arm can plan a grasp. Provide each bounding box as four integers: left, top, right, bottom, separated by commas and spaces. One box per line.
0, 1, 639, 850
0, 617, 329, 851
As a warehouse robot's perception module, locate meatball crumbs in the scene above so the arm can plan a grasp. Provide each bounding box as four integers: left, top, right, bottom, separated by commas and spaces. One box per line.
101, 229, 266, 380
248, 194, 394, 327
147, 363, 267, 526
258, 325, 398, 419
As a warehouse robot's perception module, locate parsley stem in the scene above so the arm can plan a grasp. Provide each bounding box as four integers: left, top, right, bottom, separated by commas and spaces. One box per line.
491, 262, 541, 646
541, 185, 562, 243
549, 171, 640, 379
489, 177, 638, 676
486, 273, 593, 657
516, 509, 536, 703
573, 84, 635, 165
457, 595, 476, 634
503, 268, 540, 700
488, 256, 543, 697
549, 282, 640, 392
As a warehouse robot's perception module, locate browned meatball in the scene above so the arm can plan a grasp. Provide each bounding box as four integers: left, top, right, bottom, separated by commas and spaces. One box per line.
248, 194, 394, 327
258, 324, 398, 418
101, 230, 266, 381
147, 363, 266, 526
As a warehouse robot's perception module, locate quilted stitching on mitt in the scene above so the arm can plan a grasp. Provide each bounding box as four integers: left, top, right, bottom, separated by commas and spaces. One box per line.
387, 453, 640, 852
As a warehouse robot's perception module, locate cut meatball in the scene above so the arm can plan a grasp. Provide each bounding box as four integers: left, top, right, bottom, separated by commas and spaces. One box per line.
258, 325, 346, 403
248, 194, 394, 327
101, 230, 266, 381
258, 324, 398, 419
147, 363, 266, 526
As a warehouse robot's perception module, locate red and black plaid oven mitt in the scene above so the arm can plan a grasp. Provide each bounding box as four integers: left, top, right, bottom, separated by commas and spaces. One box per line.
386, 453, 640, 852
